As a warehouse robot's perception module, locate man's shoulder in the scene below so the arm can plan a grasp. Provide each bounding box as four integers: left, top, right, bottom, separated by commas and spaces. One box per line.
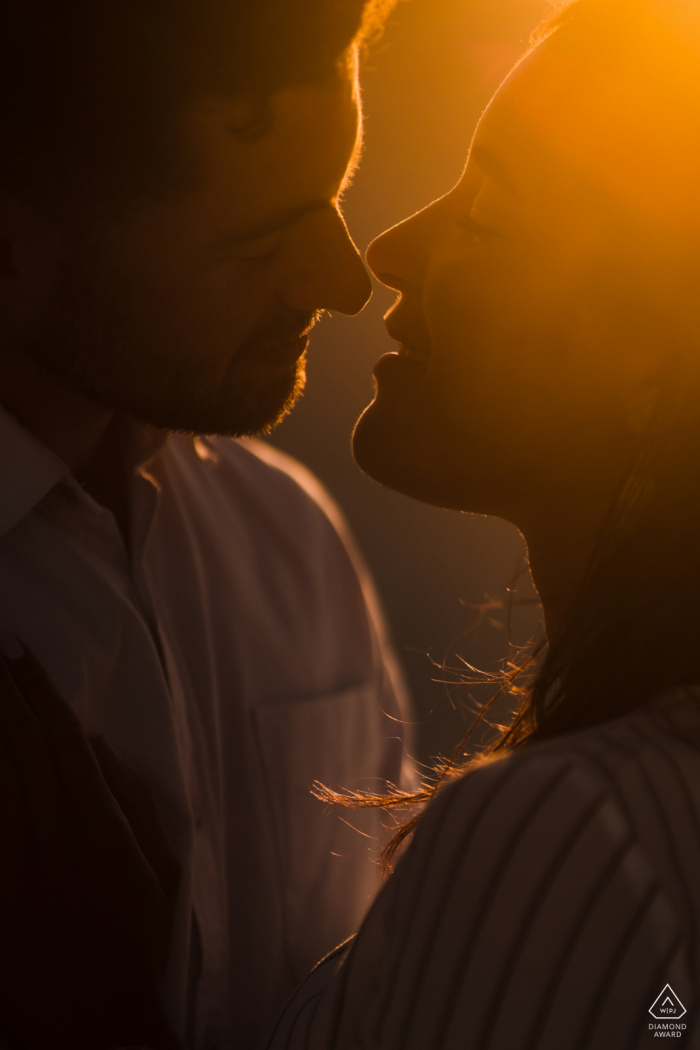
162, 433, 335, 517
222, 436, 348, 532
156, 433, 401, 707
160, 433, 361, 567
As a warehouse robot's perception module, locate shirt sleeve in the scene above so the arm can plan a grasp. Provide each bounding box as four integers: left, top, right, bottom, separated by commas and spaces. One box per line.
267, 748, 688, 1050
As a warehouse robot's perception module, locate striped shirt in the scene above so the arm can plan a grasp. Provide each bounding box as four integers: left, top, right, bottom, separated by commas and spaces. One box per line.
266, 687, 700, 1049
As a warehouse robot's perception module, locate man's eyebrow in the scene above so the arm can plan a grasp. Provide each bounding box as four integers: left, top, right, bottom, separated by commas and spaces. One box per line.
471, 144, 521, 199
225, 200, 330, 243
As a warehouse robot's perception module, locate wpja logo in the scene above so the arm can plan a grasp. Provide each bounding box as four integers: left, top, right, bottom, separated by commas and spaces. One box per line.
650, 986, 687, 1020
649, 985, 687, 1039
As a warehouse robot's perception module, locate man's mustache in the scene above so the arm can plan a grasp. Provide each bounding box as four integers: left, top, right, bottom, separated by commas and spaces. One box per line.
238, 308, 324, 353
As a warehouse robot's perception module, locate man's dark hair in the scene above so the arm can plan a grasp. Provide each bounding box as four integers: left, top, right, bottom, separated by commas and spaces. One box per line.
0, 0, 392, 207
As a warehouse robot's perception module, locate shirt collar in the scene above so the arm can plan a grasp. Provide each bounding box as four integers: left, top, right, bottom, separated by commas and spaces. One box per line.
0, 403, 70, 537
0, 404, 170, 539
123, 419, 169, 473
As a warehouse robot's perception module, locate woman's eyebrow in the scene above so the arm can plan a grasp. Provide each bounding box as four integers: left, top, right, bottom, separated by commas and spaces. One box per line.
471, 144, 521, 200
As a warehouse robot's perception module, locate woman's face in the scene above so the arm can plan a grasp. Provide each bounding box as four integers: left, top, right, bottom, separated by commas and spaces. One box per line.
353, 29, 700, 531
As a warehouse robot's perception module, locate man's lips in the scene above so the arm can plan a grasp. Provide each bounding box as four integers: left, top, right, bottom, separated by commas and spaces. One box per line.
236, 333, 310, 373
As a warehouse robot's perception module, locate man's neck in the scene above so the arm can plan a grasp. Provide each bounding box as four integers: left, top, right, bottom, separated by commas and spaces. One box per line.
0, 353, 138, 548
0, 353, 114, 473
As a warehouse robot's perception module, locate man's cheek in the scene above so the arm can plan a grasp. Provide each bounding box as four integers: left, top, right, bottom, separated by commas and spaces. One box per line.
124, 267, 260, 363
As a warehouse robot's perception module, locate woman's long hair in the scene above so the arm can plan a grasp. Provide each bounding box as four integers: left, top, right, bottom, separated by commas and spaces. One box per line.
317, 0, 700, 868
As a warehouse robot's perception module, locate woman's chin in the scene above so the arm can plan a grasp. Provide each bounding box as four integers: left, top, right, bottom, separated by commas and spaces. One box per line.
352, 399, 467, 510
351, 402, 405, 490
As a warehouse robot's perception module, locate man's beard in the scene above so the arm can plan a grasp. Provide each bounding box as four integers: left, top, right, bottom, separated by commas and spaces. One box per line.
14, 250, 315, 437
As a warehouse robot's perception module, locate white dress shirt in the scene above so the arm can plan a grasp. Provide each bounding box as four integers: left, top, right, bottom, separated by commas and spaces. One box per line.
0, 406, 411, 1048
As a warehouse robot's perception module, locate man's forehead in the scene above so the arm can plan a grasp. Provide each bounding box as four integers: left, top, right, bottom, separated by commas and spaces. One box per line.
183, 67, 361, 230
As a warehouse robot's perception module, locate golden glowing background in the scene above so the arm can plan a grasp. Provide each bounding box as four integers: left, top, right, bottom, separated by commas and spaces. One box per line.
269, 0, 548, 766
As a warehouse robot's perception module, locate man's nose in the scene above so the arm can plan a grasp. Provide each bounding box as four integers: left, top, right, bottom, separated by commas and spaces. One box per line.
280, 209, 372, 316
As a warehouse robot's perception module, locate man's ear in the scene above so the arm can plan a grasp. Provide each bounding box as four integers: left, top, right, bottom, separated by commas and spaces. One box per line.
0, 195, 60, 325
0, 196, 28, 285
0, 238, 16, 280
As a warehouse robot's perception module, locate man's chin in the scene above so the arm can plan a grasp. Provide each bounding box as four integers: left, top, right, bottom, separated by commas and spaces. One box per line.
228, 365, 307, 439
78, 359, 307, 438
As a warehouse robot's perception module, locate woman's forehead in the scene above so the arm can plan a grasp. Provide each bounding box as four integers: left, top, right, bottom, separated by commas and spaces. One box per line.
470, 34, 700, 233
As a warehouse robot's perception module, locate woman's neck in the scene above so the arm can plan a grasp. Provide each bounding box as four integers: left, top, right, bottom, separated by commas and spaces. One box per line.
519, 499, 611, 641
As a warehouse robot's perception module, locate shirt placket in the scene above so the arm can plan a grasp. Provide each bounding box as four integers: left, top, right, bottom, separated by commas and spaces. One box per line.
129, 464, 229, 1049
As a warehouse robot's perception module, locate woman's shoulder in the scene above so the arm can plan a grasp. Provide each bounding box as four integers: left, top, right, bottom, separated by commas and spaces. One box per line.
422, 683, 700, 849
392, 684, 700, 987
335, 690, 700, 1049
265, 689, 700, 1050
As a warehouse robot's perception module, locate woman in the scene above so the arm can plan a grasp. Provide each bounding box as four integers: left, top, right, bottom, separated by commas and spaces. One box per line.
4, 0, 700, 1045
264, 0, 700, 1044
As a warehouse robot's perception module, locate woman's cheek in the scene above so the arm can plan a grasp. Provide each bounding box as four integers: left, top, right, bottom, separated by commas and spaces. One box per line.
425, 247, 495, 346
424, 246, 536, 388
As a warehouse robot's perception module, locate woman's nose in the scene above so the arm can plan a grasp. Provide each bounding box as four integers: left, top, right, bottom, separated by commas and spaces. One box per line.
366, 207, 431, 295
366, 227, 405, 293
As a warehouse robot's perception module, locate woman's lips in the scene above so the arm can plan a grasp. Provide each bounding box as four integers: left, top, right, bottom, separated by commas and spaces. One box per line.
399, 344, 431, 365
373, 344, 431, 384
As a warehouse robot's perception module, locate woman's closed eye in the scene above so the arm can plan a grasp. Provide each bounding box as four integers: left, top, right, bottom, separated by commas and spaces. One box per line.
456, 213, 502, 243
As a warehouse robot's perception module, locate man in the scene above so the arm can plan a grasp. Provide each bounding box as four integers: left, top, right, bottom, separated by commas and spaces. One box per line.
0, 1, 409, 1046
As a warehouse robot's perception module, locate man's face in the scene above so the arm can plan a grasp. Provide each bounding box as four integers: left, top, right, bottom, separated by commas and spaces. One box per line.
14, 57, 371, 435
